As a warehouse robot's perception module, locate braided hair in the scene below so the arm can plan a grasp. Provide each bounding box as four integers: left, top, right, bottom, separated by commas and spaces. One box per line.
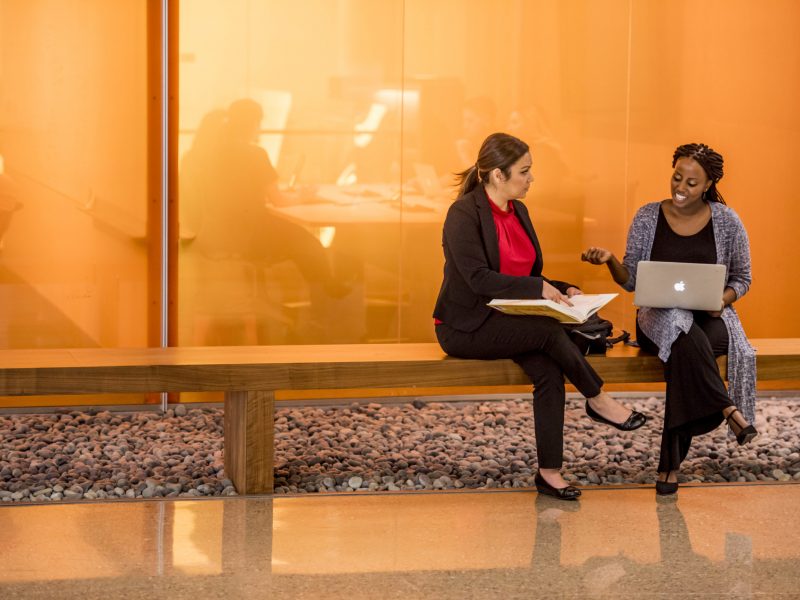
672, 143, 726, 204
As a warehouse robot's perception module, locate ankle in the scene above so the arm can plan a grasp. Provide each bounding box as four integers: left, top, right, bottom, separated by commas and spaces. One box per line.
724, 407, 750, 431
539, 468, 565, 485
657, 470, 678, 483
588, 391, 610, 407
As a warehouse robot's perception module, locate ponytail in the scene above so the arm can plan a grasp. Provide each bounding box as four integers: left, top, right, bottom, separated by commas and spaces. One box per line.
454, 164, 482, 197
452, 133, 529, 199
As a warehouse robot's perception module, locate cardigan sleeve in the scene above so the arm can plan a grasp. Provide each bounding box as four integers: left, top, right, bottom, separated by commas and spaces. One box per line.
723, 207, 752, 301
620, 203, 658, 292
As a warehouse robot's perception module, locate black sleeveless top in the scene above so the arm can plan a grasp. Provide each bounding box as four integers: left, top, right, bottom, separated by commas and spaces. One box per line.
649, 205, 717, 264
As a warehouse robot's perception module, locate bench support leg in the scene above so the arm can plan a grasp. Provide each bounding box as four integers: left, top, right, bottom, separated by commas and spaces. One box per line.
224, 390, 275, 494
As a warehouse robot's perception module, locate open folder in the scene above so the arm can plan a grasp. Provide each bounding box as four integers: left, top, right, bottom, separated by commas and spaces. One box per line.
487, 293, 618, 324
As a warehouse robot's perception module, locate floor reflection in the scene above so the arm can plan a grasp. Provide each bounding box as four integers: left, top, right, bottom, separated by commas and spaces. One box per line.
0, 484, 798, 598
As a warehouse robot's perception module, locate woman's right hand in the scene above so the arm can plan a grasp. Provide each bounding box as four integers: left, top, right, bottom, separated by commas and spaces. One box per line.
581, 247, 613, 265
542, 281, 572, 306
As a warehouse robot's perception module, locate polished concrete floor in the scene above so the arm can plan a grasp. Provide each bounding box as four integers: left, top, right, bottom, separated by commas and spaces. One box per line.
1, 484, 799, 599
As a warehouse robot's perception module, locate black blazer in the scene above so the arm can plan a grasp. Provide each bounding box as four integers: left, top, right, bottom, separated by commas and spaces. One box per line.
433, 185, 574, 332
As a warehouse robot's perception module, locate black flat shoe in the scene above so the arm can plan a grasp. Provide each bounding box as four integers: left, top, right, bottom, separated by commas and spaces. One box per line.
655, 480, 678, 496
724, 408, 758, 445
534, 471, 581, 501
585, 400, 647, 431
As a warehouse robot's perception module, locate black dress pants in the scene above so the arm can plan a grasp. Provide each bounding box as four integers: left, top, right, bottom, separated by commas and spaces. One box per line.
436, 312, 604, 469
636, 312, 732, 473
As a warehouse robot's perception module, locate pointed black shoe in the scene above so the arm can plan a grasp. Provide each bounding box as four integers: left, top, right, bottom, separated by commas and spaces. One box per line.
655, 470, 679, 495
724, 408, 758, 445
585, 400, 647, 431
534, 471, 581, 501
655, 480, 678, 496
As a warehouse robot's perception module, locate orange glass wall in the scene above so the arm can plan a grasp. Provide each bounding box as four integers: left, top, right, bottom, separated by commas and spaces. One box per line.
0, 1, 797, 408
586, 0, 800, 338
178, 0, 800, 351
0, 1, 154, 406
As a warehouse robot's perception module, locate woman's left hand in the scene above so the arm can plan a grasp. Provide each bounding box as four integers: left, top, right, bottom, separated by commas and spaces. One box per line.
565, 287, 583, 298
707, 297, 726, 317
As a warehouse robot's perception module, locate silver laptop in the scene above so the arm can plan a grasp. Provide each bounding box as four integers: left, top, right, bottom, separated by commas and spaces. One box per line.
634, 261, 727, 311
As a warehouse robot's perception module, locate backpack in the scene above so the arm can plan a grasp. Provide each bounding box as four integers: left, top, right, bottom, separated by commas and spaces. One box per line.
564, 313, 630, 355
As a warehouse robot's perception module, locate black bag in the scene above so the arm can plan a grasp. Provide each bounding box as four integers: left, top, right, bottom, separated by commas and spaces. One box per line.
565, 314, 630, 355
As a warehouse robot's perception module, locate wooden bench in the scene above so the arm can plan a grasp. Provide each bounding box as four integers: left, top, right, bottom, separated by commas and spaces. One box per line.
0, 339, 798, 494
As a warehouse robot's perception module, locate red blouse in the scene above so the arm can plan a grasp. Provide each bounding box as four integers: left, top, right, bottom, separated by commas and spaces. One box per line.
488, 195, 536, 276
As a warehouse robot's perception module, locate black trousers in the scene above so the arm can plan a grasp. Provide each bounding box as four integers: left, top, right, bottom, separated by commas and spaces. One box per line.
636, 312, 732, 473
436, 312, 604, 469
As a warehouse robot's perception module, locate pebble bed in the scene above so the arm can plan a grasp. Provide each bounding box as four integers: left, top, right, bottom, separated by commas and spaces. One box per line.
1, 395, 799, 502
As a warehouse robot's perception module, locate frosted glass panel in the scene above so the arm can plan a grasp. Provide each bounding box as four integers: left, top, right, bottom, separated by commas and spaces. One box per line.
178, 0, 800, 346
0, 1, 150, 351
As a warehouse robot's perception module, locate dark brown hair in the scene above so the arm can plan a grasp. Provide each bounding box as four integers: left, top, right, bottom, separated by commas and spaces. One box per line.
455, 132, 529, 197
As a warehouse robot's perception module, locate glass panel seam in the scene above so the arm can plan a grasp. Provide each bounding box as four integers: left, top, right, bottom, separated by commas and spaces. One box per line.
161, 0, 169, 411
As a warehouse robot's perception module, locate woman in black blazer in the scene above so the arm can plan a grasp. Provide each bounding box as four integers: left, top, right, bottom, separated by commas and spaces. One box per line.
433, 133, 646, 500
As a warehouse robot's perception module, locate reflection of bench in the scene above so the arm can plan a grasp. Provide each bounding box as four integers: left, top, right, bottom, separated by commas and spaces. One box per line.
1, 340, 798, 494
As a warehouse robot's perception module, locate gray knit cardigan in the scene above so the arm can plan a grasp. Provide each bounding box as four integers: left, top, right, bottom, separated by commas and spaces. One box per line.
619, 201, 757, 423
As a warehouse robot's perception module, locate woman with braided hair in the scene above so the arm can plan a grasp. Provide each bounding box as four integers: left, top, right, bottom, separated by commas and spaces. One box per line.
582, 142, 757, 496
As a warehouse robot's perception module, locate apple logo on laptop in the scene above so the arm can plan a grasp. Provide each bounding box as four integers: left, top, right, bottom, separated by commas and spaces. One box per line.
674, 280, 686, 292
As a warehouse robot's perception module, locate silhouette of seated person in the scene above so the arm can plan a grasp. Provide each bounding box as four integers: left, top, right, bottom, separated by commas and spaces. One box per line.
180, 109, 226, 242
184, 99, 347, 342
